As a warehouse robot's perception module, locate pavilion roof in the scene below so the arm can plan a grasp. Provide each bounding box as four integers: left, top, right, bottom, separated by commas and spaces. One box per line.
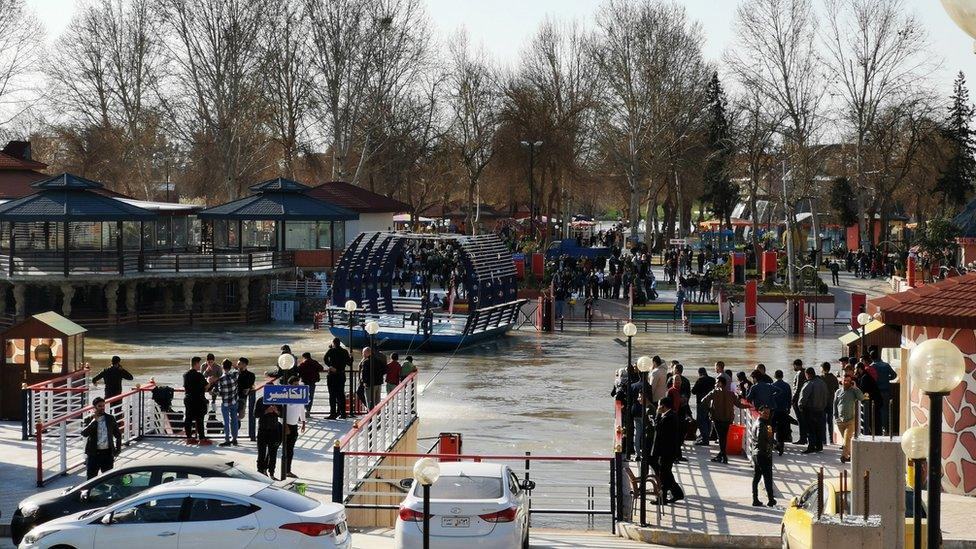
870, 272, 976, 329
0, 173, 156, 222
198, 177, 359, 221
306, 180, 410, 214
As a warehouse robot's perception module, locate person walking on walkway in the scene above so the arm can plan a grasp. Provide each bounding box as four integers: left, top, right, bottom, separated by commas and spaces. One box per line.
830, 259, 841, 286
254, 395, 282, 479
324, 338, 350, 419
791, 359, 808, 446
385, 352, 402, 394
650, 397, 684, 505
692, 367, 715, 446
282, 376, 307, 479
297, 352, 324, 413
799, 367, 829, 454
750, 406, 777, 507
236, 357, 255, 421
91, 356, 133, 401
771, 370, 792, 455
821, 362, 839, 444
82, 397, 122, 479
703, 376, 738, 463
834, 373, 864, 463
216, 359, 240, 447
183, 356, 212, 446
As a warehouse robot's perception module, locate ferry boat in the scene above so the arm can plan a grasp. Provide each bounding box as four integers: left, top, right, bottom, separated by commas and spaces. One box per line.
325, 232, 526, 352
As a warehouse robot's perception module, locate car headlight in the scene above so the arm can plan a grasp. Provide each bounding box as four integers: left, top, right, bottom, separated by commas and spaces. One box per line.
23, 529, 59, 544
19, 503, 39, 517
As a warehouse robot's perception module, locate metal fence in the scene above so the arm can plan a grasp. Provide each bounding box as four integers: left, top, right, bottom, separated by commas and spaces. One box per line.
333, 372, 418, 502
338, 451, 618, 532
22, 369, 91, 440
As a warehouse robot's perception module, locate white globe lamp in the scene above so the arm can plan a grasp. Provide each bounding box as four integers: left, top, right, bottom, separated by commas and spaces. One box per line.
909, 338, 966, 394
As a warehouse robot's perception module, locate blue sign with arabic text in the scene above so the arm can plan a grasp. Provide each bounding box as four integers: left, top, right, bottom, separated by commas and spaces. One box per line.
263, 384, 310, 405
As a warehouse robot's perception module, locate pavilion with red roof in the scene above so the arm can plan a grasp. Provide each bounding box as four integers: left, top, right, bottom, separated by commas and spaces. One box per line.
870, 273, 976, 495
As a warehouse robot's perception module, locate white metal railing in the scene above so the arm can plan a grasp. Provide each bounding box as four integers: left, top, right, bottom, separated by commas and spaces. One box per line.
271, 279, 329, 296
335, 372, 418, 502
23, 369, 90, 440
35, 382, 152, 487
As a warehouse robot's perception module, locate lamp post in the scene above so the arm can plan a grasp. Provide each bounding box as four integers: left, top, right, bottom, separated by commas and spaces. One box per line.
856, 312, 872, 358
520, 140, 543, 240
413, 457, 441, 549
635, 355, 653, 527
623, 322, 637, 368
908, 338, 967, 549
344, 300, 358, 416
901, 425, 929, 549
365, 320, 380, 410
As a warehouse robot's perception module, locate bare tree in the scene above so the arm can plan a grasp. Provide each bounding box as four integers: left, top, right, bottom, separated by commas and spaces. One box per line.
305, 0, 431, 184
728, 0, 826, 291
824, 0, 934, 252
0, 0, 42, 131
160, 0, 270, 199
45, 0, 164, 197
262, 0, 314, 178
592, 0, 706, 246
736, 92, 781, 260
446, 31, 500, 235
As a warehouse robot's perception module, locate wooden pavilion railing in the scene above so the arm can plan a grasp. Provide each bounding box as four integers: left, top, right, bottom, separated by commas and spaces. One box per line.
0, 250, 293, 277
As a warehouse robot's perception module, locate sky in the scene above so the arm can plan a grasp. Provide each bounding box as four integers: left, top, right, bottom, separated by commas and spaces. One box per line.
22, 0, 976, 95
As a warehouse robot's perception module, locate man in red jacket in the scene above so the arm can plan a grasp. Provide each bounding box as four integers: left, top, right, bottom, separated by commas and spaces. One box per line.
297, 352, 324, 413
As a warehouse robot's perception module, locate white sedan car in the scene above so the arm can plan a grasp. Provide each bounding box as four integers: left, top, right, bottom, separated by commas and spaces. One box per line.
19, 477, 350, 549
394, 462, 532, 549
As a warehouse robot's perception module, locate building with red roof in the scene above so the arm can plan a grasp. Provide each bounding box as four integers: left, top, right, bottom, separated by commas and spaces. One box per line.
870, 272, 976, 496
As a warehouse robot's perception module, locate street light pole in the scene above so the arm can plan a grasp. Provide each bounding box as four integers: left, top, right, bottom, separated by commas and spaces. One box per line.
635, 355, 653, 527
907, 338, 966, 549
520, 140, 543, 241
413, 458, 441, 549
901, 425, 928, 549
365, 320, 380, 410
345, 300, 358, 416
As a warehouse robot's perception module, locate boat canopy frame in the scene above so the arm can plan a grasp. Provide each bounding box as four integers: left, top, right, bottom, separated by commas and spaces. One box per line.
331, 231, 518, 314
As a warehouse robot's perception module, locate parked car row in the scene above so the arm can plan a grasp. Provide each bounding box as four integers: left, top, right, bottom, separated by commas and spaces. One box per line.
12, 458, 534, 549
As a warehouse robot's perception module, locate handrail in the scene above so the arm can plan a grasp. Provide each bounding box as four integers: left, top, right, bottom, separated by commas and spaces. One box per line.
24, 368, 90, 390
38, 382, 155, 430
343, 451, 611, 462
338, 371, 417, 450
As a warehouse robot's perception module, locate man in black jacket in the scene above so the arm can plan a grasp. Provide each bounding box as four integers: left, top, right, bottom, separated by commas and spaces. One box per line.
236, 357, 255, 421
324, 338, 350, 419
650, 398, 684, 504
91, 356, 133, 401
691, 368, 716, 446
82, 397, 122, 479
183, 356, 212, 445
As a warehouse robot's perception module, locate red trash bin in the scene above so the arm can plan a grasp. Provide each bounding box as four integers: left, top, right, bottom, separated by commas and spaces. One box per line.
726, 423, 746, 455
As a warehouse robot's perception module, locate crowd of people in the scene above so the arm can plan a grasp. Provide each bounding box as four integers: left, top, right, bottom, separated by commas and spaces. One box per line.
83, 342, 419, 482
613, 347, 897, 507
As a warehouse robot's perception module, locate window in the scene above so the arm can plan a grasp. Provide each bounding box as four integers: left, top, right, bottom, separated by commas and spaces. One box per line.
186, 497, 256, 521
798, 485, 821, 512
160, 471, 203, 484
508, 472, 521, 496
111, 497, 184, 525
253, 486, 318, 513
413, 475, 503, 499
89, 471, 153, 503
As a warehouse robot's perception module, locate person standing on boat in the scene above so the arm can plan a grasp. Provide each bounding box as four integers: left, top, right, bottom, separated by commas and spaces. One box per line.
421, 307, 434, 338
92, 355, 133, 402
324, 338, 350, 420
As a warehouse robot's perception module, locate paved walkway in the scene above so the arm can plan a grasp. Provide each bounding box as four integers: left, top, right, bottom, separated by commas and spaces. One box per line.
624, 437, 975, 547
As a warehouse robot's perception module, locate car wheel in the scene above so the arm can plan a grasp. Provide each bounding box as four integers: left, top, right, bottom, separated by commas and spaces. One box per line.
780, 528, 789, 549
50, 545, 78, 549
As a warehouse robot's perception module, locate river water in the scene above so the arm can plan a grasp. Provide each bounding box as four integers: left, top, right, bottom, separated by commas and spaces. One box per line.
83, 325, 841, 526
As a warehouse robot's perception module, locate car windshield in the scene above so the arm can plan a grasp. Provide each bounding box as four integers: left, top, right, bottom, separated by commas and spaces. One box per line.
414, 475, 503, 499
224, 466, 271, 483
253, 486, 319, 512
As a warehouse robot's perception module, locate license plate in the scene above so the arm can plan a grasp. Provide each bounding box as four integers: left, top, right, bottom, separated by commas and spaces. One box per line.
441, 516, 470, 528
